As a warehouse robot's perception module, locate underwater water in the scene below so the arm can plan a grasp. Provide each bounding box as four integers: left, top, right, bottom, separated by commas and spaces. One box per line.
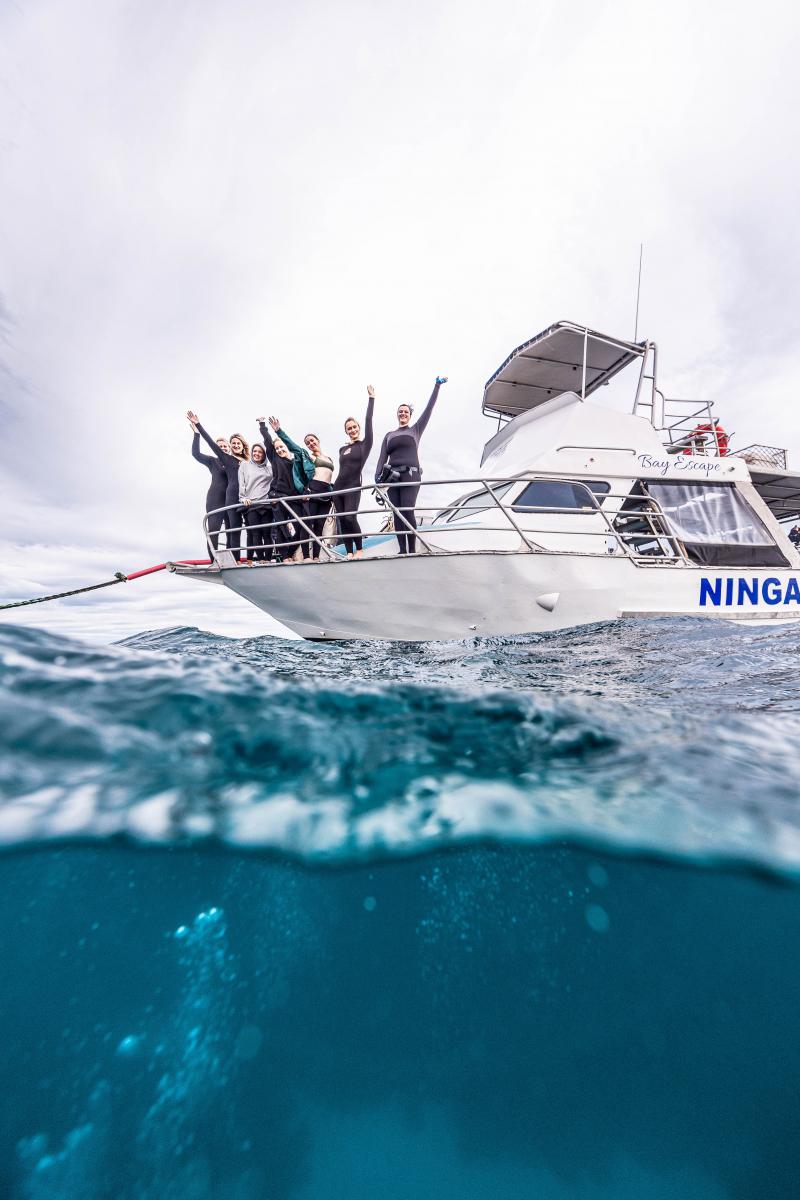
2, 617, 800, 1198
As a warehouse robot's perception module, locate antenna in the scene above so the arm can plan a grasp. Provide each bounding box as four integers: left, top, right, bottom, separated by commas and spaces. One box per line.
633, 243, 643, 341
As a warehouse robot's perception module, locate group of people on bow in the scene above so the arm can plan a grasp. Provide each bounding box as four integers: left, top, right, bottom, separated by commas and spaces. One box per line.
186, 376, 447, 563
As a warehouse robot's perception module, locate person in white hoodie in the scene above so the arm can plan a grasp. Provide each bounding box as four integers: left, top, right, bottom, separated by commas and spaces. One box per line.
239, 441, 274, 562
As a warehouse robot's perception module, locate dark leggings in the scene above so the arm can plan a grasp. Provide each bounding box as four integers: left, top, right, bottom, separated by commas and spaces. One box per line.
271, 497, 302, 561
387, 480, 421, 554
206, 509, 224, 553
205, 486, 226, 554
334, 491, 363, 555
222, 507, 244, 559
304, 481, 333, 560
244, 504, 274, 561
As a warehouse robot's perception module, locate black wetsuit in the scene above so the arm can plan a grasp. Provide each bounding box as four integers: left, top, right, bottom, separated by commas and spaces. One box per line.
374, 381, 441, 554
191, 431, 227, 552
196, 423, 244, 558
260, 422, 304, 561
305, 456, 334, 561
333, 395, 374, 555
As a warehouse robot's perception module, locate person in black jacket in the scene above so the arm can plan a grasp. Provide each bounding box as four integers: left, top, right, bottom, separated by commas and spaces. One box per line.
257, 418, 307, 562
333, 385, 375, 558
188, 414, 228, 552
374, 377, 447, 554
187, 411, 249, 559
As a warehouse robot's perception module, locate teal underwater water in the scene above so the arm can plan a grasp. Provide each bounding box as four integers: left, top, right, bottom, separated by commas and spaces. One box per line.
2, 617, 800, 1198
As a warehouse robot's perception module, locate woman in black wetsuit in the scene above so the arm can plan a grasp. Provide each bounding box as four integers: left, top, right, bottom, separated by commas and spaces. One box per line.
187, 411, 249, 559
333, 385, 375, 558
188, 414, 228, 552
374, 377, 447, 555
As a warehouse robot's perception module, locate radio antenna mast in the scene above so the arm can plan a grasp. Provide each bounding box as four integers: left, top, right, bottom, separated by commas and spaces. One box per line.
633, 243, 643, 341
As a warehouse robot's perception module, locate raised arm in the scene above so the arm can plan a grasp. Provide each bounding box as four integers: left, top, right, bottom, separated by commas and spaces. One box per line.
374, 431, 389, 482
258, 420, 275, 465
411, 377, 446, 439
195, 420, 227, 463
362, 388, 375, 459
276, 426, 304, 458
191, 431, 216, 467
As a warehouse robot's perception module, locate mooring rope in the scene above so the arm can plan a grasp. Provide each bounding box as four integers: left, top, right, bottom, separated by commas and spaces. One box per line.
0, 560, 211, 611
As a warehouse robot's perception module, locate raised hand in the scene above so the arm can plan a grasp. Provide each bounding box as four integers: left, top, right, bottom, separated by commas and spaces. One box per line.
186, 409, 199, 426
256, 417, 266, 426
268, 416, 280, 431
435, 376, 448, 385
367, 385, 375, 398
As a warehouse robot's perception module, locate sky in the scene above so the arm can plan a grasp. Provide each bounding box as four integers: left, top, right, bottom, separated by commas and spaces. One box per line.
1, 0, 799, 640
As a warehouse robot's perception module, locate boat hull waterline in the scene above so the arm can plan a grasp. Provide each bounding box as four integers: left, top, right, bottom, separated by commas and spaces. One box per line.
195, 555, 800, 640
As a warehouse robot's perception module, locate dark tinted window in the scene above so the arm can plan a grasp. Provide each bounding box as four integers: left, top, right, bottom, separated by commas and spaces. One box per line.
512, 480, 609, 513
446, 483, 512, 523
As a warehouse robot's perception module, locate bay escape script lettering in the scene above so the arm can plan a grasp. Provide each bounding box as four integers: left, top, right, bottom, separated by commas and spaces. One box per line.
637, 454, 723, 477
700, 577, 800, 607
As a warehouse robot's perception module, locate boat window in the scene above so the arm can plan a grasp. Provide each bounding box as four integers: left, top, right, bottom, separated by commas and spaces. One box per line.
443, 483, 512, 523
645, 482, 789, 567
613, 483, 676, 558
512, 480, 609, 513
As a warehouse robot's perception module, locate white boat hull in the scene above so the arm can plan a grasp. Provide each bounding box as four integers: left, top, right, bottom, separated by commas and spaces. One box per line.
208, 553, 800, 640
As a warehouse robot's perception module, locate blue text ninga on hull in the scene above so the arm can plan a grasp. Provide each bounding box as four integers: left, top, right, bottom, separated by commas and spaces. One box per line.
699, 577, 800, 607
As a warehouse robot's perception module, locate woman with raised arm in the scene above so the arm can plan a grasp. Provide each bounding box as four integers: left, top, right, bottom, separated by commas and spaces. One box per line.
333, 385, 375, 558
266, 418, 322, 561
238, 441, 274, 562
187, 413, 228, 552
187, 411, 249, 560
301, 432, 335, 561
257, 418, 308, 563
374, 376, 447, 555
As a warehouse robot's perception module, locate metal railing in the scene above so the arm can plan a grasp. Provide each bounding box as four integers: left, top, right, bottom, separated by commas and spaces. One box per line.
655, 397, 726, 456
635, 387, 736, 458
732, 443, 788, 470
200, 474, 688, 568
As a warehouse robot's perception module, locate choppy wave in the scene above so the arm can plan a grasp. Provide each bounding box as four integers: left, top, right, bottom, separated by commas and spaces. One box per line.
3, 619, 800, 873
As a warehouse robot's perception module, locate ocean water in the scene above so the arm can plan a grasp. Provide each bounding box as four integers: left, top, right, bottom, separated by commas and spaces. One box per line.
2, 617, 800, 1198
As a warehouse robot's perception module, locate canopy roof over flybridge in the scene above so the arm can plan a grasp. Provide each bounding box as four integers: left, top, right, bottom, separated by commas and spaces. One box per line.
482, 321, 647, 419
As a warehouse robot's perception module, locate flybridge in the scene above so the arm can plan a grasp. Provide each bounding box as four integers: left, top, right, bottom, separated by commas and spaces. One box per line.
482, 322, 648, 419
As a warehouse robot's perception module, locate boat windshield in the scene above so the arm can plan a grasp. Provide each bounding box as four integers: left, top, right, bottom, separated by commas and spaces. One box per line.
435, 483, 513, 524
512, 480, 610, 513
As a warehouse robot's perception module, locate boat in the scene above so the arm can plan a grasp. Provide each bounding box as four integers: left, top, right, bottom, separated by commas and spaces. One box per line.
170, 321, 800, 640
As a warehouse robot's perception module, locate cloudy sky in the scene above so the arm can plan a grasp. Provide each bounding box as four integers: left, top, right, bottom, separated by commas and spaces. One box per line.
1, 0, 798, 639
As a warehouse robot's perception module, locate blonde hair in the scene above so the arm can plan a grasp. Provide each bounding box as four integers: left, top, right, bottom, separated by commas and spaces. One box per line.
344, 416, 359, 430
229, 433, 250, 461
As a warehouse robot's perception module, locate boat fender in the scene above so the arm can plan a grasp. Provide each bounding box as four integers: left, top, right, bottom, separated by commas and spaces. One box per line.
536, 592, 560, 612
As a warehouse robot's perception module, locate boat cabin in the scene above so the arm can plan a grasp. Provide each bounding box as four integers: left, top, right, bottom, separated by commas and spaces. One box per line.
425, 322, 799, 568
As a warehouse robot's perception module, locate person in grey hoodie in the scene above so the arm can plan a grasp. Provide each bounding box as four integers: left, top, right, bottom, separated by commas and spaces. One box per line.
239, 442, 275, 562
